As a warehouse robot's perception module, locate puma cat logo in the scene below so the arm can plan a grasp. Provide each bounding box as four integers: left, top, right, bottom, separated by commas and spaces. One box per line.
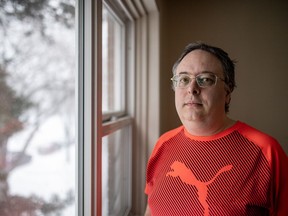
166, 161, 233, 216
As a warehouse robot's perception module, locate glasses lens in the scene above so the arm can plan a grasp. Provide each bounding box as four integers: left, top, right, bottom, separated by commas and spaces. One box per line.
174, 74, 191, 88
177, 74, 191, 88
196, 73, 217, 87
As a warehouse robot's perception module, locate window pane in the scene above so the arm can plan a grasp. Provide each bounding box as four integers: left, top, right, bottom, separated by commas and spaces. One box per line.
102, 126, 131, 216
102, 6, 125, 114
0, 0, 76, 215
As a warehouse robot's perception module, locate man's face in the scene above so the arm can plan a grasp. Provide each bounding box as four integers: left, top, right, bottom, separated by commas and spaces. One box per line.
175, 49, 230, 125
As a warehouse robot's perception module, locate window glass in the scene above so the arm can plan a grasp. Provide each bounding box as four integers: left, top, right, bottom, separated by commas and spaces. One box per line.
102, 126, 131, 216
102, 5, 125, 114
0, 0, 76, 215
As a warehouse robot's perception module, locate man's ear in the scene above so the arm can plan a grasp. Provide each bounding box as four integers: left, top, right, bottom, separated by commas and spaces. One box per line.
226, 93, 231, 105
225, 87, 231, 104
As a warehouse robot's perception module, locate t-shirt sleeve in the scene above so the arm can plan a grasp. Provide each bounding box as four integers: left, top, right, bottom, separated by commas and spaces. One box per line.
233, 122, 288, 215
270, 141, 288, 215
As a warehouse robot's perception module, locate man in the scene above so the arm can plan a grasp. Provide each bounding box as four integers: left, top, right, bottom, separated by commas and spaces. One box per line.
144, 42, 288, 215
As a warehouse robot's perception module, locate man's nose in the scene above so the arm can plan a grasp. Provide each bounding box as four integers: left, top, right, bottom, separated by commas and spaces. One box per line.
187, 79, 200, 95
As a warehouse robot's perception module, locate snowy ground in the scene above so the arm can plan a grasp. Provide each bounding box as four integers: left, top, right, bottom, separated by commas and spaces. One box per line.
8, 116, 76, 215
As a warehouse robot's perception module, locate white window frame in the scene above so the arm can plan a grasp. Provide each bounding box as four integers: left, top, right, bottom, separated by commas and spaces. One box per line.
77, 0, 159, 215
77, 1, 102, 215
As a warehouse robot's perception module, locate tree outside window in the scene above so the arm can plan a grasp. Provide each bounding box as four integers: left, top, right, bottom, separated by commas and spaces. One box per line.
0, 0, 76, 215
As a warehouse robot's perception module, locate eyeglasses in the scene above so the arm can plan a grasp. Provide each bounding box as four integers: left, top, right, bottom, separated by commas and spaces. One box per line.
171, 72, 225, 89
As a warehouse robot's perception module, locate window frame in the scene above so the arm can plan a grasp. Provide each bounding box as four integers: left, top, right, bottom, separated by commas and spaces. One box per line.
101, 1, 133, 215
77, 0, 159, 215
77, 0, 102, 215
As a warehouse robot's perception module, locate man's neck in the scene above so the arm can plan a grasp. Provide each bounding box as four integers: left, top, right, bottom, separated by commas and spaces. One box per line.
183, 117, 236, 137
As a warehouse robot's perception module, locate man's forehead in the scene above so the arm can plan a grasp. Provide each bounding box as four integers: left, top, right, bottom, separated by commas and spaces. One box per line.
177, 50, 223, 72
183, 49, 219, 61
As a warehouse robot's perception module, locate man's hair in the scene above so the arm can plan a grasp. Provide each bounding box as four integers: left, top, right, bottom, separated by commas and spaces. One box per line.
172, 42, 236, 113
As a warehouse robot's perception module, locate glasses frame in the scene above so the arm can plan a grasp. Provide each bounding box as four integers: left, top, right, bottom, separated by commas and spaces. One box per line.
170, 72, 225, 89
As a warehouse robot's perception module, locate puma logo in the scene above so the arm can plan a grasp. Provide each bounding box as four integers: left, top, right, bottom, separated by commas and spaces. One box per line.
166, 161, 233, 216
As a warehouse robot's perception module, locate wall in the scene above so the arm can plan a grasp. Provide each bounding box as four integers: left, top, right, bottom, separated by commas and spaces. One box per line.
158, 0, 288, 153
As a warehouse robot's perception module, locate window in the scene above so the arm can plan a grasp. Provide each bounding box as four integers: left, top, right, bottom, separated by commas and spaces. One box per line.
78, 0, 134, 215
79, 0, 159, 215
102, 126, 131, 215
102, 5, 125, 117
1, 0, 159, 215
0, 0, 76, 215
102, 2, 132, 215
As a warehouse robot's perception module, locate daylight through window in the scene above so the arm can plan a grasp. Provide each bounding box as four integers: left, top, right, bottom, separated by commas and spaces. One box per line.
0, 0, 76, 215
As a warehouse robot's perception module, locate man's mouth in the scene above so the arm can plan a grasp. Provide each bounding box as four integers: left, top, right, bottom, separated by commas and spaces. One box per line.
184, 101, 202, 106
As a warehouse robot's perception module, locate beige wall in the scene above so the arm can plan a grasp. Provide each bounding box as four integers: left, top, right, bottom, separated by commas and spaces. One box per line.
158, 0, 288, 153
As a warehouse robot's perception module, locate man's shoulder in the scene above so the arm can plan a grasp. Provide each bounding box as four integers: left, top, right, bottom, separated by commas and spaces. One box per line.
149, 126, 184, 157
236, 121, 287, 162
236, 121, 278, 145
158, 125, 184, 143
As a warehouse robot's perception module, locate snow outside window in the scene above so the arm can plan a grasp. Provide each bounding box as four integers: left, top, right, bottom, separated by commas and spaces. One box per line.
0, 0, 76, 215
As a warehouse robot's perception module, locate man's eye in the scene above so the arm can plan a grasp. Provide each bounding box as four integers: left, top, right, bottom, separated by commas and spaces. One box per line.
198, 75, 215, 85
200, 77, 212, 83
179, 76, 190, 84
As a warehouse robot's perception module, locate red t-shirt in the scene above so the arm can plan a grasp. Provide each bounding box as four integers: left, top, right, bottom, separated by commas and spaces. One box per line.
145, 121, 288, 216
